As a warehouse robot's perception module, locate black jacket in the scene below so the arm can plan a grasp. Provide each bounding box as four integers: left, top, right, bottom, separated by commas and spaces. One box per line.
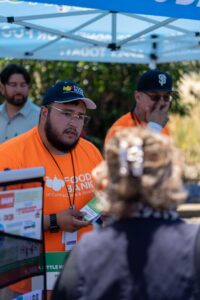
52, 218, 200, 300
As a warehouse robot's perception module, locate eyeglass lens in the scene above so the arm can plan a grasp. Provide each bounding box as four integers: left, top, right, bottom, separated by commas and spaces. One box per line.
49, 106, 90, 125
144, 93, 172, 102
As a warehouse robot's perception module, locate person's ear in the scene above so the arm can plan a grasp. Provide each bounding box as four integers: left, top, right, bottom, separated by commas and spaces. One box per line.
134, 91, 141, 104
0, 83, 5, 96
40, 106, 48, 120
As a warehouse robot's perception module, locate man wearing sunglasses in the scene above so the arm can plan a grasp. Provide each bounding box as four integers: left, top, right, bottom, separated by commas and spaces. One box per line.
105, 69, 174, 143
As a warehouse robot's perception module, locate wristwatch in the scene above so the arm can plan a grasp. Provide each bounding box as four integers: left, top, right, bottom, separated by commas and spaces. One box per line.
49, 214, 60, 233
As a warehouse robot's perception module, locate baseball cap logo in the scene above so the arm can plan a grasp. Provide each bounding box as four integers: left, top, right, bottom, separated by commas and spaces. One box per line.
62, 84, 84, 97
158, 74, 167, 86
74, 85, 84, 96
63, 85, 73, 92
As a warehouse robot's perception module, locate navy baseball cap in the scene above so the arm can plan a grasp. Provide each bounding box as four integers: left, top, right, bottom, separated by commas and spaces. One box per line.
136, 69, 173, 93
42, 80, 96, 109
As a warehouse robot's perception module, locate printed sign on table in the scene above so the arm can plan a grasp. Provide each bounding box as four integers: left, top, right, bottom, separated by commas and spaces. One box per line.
0, 187, 43, 240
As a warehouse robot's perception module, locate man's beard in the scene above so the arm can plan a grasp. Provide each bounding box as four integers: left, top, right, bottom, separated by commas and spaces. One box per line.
44, 114, 79, 153
6, 95, 27, 107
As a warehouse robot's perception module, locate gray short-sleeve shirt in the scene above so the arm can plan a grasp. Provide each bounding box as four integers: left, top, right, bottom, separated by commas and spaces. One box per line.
0, 100, 40, 143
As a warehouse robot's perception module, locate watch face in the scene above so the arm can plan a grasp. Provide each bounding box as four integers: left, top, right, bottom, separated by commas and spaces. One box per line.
49, 214, 60, 233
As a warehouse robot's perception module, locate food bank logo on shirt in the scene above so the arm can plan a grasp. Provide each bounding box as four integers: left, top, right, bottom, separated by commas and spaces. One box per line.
46, 176, 65, 191
45, 173, 93, 192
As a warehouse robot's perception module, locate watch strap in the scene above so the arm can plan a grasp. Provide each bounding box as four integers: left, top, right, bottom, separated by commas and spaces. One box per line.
49, 213, 60, 233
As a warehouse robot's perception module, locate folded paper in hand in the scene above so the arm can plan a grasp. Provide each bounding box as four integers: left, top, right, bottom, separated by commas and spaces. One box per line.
80, 197, 101, 223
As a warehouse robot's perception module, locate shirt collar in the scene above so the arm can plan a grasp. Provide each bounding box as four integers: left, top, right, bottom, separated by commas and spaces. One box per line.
0, 102, 6, 114
18, 100, 32, 117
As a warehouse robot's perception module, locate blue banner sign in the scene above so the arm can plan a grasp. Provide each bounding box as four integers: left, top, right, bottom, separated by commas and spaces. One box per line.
21, 0, 200, 20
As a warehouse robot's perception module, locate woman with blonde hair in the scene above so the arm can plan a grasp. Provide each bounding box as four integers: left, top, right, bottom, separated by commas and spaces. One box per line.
52, 128, 200, 300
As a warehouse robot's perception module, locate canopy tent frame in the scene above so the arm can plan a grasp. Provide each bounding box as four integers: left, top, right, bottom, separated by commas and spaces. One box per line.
0, 1, 200, 64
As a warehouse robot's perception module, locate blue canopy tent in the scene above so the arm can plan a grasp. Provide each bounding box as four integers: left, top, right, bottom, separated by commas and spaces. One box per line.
24, 0, 200, 20
0, 0, 200, 65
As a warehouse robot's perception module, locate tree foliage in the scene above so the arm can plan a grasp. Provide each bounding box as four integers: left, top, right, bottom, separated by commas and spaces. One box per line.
0, 59, 192, 149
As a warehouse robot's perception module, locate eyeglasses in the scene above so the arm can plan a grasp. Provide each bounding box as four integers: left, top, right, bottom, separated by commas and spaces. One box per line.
143, 92, 173, 103
48, 105, 91, 125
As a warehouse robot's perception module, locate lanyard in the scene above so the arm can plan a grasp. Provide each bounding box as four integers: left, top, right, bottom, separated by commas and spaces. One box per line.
43, 144, 76, 208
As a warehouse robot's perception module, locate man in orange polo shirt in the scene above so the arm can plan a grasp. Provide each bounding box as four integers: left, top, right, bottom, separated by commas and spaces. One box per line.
0, 80, 103, 299
105, 69, 174, 143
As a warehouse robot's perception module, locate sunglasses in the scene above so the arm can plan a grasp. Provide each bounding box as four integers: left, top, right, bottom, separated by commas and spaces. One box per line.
143, 92, 173, 103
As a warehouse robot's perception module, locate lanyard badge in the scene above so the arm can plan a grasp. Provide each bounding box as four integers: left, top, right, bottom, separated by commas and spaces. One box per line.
62, 231, 77, 251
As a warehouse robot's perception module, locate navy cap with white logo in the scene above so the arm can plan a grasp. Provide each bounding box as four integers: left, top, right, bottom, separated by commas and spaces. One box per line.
136, 69, 173, 93
42, 80, 96, 109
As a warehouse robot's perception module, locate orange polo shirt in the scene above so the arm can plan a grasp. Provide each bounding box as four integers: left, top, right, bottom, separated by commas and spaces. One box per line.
0, 127, 103, 293
105, 112, 169, 143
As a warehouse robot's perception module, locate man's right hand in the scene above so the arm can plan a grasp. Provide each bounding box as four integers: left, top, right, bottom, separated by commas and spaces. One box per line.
56, 208, 90, 232
146, 101, 169, 127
